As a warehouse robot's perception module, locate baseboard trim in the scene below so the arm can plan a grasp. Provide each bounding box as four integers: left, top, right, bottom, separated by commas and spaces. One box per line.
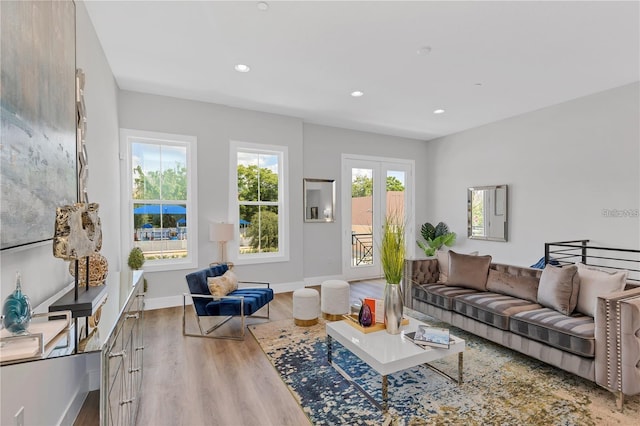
58, 369, 91, 426
304, 274, 347, 287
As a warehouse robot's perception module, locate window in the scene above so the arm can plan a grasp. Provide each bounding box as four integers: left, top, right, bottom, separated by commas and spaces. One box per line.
230, 141, 288, 264
121, 129, 197, 271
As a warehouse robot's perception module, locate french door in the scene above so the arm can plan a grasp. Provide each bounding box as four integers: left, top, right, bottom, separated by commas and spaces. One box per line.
341, 155, 414, 281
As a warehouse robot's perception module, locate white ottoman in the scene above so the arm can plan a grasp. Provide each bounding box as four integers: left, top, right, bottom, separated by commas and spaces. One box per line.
321, 280, 350, 321
293, 288, 320, 326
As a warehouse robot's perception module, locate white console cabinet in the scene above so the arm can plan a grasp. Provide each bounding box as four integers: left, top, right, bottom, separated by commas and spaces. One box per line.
99, 270, 144, 426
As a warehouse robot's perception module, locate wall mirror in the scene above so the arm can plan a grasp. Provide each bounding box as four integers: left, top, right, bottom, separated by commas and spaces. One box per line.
468, 184, 508, 241
304, 178, 335, 222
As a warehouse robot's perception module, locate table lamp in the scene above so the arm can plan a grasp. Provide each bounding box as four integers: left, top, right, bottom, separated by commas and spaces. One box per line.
209, 222, 234, 264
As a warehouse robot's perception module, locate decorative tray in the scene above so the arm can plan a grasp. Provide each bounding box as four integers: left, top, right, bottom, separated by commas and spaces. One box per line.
342, 314, 409, 334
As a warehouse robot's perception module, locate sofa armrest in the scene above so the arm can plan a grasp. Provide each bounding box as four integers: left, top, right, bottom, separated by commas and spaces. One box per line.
595, 287, 640, 402
405, 258, 439, 284
403, 258, 439, 309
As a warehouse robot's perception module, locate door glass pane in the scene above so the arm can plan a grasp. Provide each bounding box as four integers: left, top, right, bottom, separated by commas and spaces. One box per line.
351, 168, 373, 267
386, 170, 406, 219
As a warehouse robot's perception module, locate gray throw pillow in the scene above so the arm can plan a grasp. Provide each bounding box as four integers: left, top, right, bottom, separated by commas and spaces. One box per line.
437, 249, 478, 283
537, 264, 580, 315
486, 269, 540, 303
447, 250, 492, 291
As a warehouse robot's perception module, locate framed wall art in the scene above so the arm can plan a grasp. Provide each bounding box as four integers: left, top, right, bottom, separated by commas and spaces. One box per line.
1, 0, 77, 250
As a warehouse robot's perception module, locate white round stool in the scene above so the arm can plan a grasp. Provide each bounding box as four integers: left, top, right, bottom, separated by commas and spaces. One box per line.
293, 288, 320, 326
321, 280, 350, 321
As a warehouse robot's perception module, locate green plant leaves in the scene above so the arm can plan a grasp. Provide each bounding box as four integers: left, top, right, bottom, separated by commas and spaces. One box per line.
380, 213, 405, 284
434, 222, 450, 238
416, 221, 455, 257
420, 222, 435, 241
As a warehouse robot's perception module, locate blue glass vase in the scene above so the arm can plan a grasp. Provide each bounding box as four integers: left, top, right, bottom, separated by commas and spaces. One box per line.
2, 272, 32, 335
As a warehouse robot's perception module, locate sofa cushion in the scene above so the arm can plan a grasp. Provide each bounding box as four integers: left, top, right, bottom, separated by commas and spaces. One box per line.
453, 292, 542, 330
207, 270, 238, 296
437, 249, 478, 283
205, 287, 274, 316
537, 264, 580, 315
510, 308, 595, 357
447, 251, 492, 291
486, 266, 540, 303
413, 283, 478, 310
575, 263, 628, 317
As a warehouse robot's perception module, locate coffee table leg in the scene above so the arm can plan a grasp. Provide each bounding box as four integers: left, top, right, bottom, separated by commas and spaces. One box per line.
382, 375, 388, 413
327, 335, 332, 363
458, 352, 464, 384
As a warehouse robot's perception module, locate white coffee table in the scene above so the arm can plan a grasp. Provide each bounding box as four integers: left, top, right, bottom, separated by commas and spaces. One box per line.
326, 316, 465, 413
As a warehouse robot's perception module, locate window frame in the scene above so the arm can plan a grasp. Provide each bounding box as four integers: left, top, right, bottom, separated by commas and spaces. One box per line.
120, 128, 198, 272
228, 140, 289, 265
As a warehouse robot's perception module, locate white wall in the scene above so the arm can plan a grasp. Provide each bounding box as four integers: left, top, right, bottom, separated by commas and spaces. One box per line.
117, 91, 305, 300
0, 2, 120, 425
424, 82, 640, 266
302, 124, 429, 280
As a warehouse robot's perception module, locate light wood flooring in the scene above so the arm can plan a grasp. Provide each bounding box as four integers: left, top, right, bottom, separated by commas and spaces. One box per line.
74, 281, 385, 426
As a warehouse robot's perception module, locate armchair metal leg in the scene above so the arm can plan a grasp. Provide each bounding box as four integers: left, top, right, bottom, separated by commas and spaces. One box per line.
182, 294, 246, 340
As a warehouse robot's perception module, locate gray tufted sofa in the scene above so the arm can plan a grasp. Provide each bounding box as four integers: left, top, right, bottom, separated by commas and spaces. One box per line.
404, 257, 640, 409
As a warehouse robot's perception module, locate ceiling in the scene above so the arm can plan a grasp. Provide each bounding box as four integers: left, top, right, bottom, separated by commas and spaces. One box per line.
84, 1, 639, 141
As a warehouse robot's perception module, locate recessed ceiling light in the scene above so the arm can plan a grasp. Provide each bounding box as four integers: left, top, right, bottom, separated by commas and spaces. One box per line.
234, 64, 251, 73
257, 2, 269, 11
350, 90, 364, 97
433, 109, 445, 114
417, 46, 432, 56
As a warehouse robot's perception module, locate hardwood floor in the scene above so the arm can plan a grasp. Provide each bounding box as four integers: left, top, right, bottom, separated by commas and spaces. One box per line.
74, 280, 385, 426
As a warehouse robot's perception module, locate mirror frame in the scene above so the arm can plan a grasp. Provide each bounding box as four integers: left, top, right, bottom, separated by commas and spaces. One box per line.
304, 178, 335, 223
467, 184, 508, 242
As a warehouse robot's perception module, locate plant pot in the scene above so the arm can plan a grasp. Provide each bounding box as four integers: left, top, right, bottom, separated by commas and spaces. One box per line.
383, 283, 403, 334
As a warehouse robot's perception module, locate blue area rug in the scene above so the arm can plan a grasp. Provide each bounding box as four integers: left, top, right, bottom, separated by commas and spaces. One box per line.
249, 311, 640, 425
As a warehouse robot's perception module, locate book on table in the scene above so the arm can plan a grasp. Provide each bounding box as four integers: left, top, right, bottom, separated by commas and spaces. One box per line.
405, 325, 451, 349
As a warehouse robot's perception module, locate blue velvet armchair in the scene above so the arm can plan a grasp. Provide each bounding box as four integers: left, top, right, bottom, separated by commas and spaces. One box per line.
183, 264, 273, 340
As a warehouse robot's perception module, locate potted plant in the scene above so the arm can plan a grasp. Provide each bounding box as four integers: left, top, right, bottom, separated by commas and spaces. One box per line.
416, 221, 456, 257
127, 247, 147, 292
379, 212, 406, 334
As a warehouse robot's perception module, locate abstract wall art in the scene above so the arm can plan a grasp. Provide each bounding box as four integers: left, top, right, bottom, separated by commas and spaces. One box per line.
1, 0, 77, 250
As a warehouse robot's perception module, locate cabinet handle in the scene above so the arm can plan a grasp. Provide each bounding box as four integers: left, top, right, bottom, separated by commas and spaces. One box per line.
120, 398, 135, 406
136, 293, 145, 298
109, 350, 126, 358
125, 313, 139, 320
129, 367, 141, 373
135, 346, 145, 352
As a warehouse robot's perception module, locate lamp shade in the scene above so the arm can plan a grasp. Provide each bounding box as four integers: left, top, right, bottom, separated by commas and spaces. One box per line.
209, 223, 234, 242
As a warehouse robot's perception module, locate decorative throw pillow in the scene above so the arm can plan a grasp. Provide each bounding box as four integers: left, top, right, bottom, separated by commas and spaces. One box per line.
575, 263, 628, 317
537, 265, 580, 315
207, 270, 238, 297
436, 249, 450, 283
486, 269, 540, 303
447, 251, 492, 291
437, 249, 479, 283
